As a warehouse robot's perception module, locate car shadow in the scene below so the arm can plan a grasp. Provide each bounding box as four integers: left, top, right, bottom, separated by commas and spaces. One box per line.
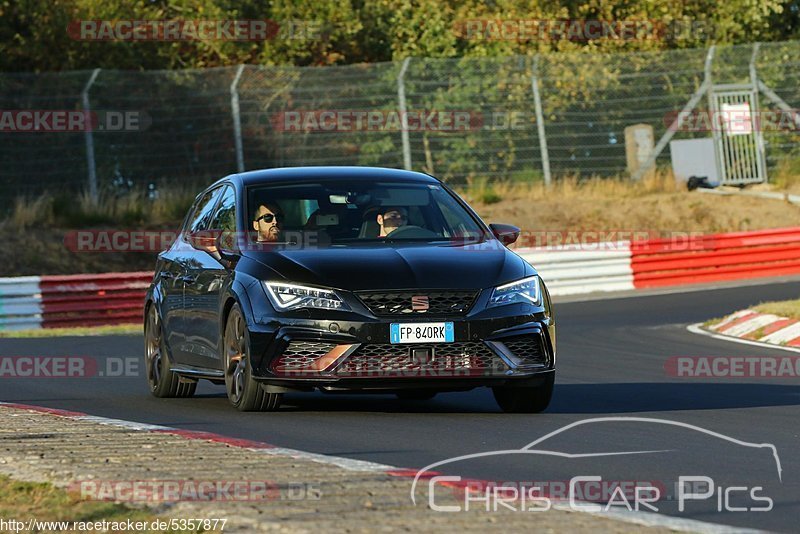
197, 382, 800, 414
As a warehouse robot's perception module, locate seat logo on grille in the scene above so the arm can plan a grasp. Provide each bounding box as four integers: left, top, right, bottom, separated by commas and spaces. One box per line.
411, 295, 429, 312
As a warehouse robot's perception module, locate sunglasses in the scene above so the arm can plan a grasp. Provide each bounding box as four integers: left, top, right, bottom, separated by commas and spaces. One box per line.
256, 213, 283, 223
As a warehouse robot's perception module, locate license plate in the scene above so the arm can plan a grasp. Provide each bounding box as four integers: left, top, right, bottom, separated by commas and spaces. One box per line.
390, 322, 454, 344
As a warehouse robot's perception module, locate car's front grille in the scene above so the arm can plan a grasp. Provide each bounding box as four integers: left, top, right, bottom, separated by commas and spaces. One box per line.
356, 290, 478, 317
335, 342, 507, 377
272, 341, 338, 371
499, 335, 549, 369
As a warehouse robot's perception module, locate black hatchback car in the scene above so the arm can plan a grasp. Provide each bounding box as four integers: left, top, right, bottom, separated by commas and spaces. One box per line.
145, 167, 555, 412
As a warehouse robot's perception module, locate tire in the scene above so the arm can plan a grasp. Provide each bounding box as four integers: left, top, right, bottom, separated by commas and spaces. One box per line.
223, 304, 282, 412
396, 390, 437, 401
492, 373, 554, 414
144, 304, 196, 398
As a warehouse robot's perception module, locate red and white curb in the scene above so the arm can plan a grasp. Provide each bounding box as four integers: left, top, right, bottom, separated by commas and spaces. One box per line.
689, 309, 800, 354
0, 401, 758, 533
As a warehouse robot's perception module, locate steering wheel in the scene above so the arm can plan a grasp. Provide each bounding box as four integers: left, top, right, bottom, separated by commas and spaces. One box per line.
386, 225, 438, 239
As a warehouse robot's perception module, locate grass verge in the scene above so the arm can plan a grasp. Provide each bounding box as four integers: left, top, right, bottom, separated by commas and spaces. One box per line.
703, 299, 800, 331
0, 324, 140, 338
0, 475, 197, 533
702, 317, 725, 329
754, 299, 800, 320
462, 171, 800, 237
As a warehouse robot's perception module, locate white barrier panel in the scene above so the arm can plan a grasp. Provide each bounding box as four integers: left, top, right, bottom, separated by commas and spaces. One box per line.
0, 276, 43, 331
0, 296, 43, 316
0, 276, 41, 297
515, 241, 634, 296
0, 316, 43, 331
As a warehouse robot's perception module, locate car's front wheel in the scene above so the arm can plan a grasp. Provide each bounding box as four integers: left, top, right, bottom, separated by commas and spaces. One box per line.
223, 304, 282, 412
492, 373, 554, 413
144, 305, 196, 398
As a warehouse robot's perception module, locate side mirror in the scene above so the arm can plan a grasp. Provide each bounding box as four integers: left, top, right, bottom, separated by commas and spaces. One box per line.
216, 231, 241, 263
187, 231, 238, 267
186, 231, 218, 253
489, 223, 520, 246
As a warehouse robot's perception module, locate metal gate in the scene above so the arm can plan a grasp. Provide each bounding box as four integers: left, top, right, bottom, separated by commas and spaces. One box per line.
709, 86, 768, 185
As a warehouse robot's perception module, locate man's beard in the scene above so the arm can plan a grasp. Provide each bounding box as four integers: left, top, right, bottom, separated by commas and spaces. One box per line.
260, 226, 280, 242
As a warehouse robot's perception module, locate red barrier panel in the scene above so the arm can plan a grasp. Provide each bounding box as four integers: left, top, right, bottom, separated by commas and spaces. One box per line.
39, 272, 153, 328
630, 226, 800, 254
632, 227, 800, 288
39, 271, 152, 294
41, 291, 145, 305
43, 311, 145, 328
633, 244, 800, 273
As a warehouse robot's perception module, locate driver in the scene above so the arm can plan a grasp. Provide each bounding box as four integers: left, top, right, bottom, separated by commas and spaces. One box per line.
253, 202, 283, 243
377, 206, 408, 237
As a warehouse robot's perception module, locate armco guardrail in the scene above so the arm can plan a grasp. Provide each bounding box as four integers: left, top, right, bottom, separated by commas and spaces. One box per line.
517, 227, 800, 294
0, 272, 152, 330
2, 227, 800, 330
630, 226, 800, 288
515, 242, 634, 295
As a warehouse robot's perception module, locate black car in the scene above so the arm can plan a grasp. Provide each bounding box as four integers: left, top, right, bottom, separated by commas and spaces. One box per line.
144, 167, 556, 412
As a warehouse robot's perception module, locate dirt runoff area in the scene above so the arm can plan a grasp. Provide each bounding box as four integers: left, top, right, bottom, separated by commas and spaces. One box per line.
0, 404, 679, 533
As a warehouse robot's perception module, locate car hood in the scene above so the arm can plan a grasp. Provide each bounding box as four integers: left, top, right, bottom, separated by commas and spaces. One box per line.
244, 241, 532, 291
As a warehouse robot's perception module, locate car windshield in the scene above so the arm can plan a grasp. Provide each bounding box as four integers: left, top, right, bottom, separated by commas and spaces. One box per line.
247, 180, 486, 246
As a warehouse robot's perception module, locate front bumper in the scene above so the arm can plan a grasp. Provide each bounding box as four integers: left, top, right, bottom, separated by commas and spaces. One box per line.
246, 312, 555, 390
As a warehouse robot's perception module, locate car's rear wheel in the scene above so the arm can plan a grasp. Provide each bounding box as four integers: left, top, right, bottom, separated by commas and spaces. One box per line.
396, 390, 437, 401
223, 304, 282, 412
492, 373, 554, 413
144, 305, 196, 398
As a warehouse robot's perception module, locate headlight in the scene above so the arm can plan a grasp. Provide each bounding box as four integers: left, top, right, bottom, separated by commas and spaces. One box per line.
487, 276, 540, 308
264, 282, 350, 311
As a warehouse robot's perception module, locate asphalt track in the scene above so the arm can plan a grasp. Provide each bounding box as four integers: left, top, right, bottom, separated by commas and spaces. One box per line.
2, 280, 800, 532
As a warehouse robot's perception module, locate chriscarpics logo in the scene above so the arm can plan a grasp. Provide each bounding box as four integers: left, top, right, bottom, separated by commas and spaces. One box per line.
410, 417, 781, 516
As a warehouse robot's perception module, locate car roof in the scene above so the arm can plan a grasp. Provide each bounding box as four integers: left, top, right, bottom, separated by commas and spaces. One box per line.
218, 166, 441, 188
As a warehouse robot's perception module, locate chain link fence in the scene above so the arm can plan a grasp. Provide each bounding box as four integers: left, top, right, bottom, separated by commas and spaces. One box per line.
1, 40, 799, 207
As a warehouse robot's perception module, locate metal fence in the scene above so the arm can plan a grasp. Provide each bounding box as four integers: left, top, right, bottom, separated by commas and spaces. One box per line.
1, 40, 799, 206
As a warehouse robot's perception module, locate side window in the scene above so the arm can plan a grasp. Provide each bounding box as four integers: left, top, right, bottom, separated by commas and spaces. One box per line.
210, 186, 237, 232
187, 187, 224, 235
